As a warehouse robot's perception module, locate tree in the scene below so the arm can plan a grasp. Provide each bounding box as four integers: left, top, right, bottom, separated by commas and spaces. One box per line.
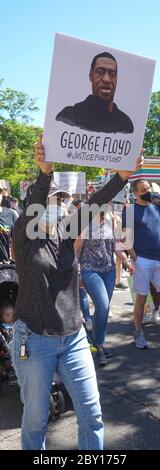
0, 120, 41, 152
0, 81, 41, 196
0, 138, 7, 169
0, 84, 39, 123
0, 122, 41, 197
2, 80, 159, 198
54, 161, 102, 181
144, 91, 160, 155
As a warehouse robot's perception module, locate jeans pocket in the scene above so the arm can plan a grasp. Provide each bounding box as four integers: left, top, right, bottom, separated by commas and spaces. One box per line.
11, 321, 32, 362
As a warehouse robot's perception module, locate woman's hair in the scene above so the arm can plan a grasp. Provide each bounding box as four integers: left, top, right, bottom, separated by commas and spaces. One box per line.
1, 196, 11, 208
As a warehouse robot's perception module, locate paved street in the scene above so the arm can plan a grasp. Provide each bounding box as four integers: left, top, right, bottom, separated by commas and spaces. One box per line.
0, 280, 160, 450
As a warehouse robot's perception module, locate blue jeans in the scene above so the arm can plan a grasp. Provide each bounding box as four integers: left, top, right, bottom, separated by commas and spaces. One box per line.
79, 287, 92, 322
81, 268, 116, 345
10, 321, 103, 450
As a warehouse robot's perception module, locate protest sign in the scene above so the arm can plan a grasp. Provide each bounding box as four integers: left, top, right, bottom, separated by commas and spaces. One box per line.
43, 33, 155, 170
20, 180, 30, 200
54, 171, 86, 194
0, 179, 10, 192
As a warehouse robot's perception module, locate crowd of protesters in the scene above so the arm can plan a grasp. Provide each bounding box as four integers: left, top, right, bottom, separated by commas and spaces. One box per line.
0, 146, 160, 450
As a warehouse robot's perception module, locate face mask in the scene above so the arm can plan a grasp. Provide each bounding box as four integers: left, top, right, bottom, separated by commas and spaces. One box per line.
63, 197, 73, 208
1, 322, 13, 329
140, 191, 151, 202
38, 204, 58, 235
140, 191, 160, 203
57, 206, 66, 221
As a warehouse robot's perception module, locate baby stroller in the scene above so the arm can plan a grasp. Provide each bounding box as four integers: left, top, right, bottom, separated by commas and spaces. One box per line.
0, 260, 18, 307
0, 261, 18, 388
0, 260, 66, 419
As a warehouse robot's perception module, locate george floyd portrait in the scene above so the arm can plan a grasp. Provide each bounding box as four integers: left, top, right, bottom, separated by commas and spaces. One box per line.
56, 52, 134, 134
43, 33, 155, 170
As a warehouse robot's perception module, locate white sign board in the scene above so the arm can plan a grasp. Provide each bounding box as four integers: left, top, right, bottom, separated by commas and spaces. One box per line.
0, 179, 10, 192
54, 171, 86, 194
43, 33, 155, 171
20, 180, 30, 200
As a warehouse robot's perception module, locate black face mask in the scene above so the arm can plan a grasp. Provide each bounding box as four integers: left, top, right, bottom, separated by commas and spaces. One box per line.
140, 192, 160, 203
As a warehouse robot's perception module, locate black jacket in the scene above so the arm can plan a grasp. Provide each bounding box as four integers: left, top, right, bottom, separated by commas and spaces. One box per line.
56, 95, 134, 134
13, 171, 127, 335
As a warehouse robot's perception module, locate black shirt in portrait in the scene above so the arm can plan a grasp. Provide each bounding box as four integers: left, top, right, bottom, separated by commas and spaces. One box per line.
56, 95, 134, 134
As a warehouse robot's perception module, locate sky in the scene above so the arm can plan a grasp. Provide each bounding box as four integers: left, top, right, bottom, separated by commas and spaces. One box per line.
0, 0, 159, 127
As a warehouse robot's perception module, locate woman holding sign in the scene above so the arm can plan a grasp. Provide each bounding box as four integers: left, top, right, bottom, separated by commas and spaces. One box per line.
10, 138, 143, 450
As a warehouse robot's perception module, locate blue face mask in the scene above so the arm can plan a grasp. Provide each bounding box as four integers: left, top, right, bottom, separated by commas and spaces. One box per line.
57, 206, 66, 221
1, 322, 13, 329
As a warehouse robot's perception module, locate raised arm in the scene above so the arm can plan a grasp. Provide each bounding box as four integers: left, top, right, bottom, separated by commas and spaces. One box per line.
13, 139, 54, 248
70, 158, 143, 239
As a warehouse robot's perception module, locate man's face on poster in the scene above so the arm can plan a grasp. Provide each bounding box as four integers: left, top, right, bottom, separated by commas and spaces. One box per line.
90, 57, 117, 103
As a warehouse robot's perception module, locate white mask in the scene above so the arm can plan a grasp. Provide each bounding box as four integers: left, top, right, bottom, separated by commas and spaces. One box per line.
57, 206, 66, 221
38, 204, 58, 236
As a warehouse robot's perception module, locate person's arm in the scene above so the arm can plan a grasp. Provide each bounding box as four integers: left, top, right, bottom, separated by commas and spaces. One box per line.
67, 158, 143, 239
13, 171, 54, 247
27, 139, 54, 207
13, 140, 54, 248
115, 205, 136, 270
74, 229, 87, 260
127, 247, 137, 262
9, 209, 19, 260
114, 246, 134, 274
66, 173, 127, 239
87, 173, 127, 207
10, 238, 15, 261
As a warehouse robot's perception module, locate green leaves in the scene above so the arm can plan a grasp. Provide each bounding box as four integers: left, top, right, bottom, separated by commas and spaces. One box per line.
54, 161, 102, 180
0, 78, 159, 199
0, 87, 39, 123
144, 91, 160, 156
0, 121, 41, 197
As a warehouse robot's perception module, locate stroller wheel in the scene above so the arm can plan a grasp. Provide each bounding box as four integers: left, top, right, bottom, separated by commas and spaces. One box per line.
49, 390, 65, 421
